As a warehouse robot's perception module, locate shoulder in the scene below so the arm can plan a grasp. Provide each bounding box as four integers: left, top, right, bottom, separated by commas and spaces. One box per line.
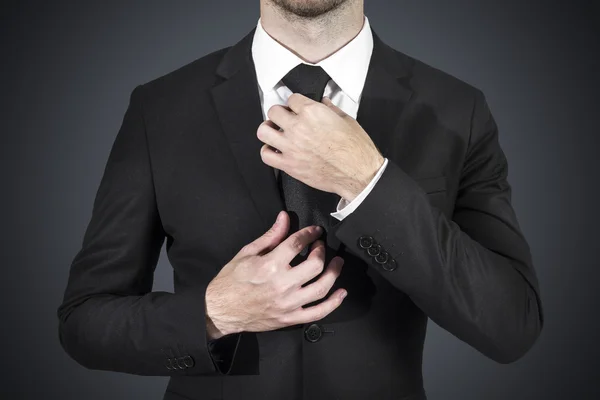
399, 45, 481, 96
382, 43, 488, 131
387, 43, 483, 110
131, 45, 231, 106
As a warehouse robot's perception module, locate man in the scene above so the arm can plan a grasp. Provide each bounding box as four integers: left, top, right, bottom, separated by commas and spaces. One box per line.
57, 0, 544, 399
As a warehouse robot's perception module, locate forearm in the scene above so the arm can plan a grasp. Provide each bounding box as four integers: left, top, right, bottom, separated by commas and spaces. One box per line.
58, 287, 222, 376
57, 84, 244, 376
405, 205, 542, 363
333, 159, 543, 363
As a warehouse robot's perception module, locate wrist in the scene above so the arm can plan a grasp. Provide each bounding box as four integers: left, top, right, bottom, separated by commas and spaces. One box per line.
205, 309, 225, 341
205, 286, 235, 340
338, 153, 384, 201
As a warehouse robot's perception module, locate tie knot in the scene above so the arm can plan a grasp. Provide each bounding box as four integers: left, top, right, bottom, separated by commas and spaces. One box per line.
281, 64, 331, 102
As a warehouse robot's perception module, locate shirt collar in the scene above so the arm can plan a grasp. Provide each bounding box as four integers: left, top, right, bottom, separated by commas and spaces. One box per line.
251, 15, 373, 104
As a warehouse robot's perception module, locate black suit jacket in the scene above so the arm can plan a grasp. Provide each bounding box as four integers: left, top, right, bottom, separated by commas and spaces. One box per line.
57, 25, 544, 400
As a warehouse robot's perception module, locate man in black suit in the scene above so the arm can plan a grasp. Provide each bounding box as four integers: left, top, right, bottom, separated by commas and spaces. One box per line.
57, 0, 544, 399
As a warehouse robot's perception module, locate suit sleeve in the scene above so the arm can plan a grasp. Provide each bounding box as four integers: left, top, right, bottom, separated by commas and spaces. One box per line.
56, 85, 242, 376
331, 89, 544, 364
207, 334, 243, 373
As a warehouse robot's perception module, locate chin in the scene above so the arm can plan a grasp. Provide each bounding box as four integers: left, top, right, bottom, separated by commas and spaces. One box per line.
270, 0, 349, 18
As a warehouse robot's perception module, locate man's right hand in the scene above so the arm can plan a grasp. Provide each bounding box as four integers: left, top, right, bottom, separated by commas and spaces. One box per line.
205, 210, 346, 340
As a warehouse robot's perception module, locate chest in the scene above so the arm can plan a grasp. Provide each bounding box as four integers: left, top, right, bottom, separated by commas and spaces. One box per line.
147, 90, 467, 268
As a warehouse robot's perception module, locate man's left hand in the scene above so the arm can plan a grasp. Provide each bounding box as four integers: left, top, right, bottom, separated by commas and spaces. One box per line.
257, 93, 385, 202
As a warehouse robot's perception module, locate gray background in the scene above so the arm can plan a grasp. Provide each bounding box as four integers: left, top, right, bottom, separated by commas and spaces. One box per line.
2, 0, 599, 399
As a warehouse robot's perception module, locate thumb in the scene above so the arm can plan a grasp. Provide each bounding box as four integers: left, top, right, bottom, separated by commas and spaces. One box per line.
238, 211, 289, 257
322, 96, 347, 118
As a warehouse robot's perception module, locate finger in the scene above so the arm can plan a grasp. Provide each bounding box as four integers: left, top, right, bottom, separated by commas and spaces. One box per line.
305, 239, 323, 259
321, 96, 347, 118
285, 287, 347, 325
286, 239, 327, 286
257, 120, 289, 153
287, 92, 316, 115
238, 211, 289, 257
267, 224, 323, 266
264, 119, 282, 131
267, 104, 296, 131
291, 256, 344, 308
261, 120, 284, 154
260, 143, 286, 169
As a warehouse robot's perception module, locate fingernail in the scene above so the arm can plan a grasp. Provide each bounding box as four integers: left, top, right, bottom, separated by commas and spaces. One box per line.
276, 211, 283, 223
315, 226, 323, 234
340, 291, 347, 300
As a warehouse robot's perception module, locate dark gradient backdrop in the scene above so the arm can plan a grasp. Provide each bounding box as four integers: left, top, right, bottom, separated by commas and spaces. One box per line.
2, 1, 599, 399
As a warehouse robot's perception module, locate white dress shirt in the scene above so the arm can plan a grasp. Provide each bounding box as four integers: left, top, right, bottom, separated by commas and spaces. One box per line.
251, 15, 389, 221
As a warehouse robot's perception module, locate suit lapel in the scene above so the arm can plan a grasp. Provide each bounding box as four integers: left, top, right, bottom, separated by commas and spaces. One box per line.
211, 28, 284, 233
210, 26, 415, 235
355, 29, 414, 164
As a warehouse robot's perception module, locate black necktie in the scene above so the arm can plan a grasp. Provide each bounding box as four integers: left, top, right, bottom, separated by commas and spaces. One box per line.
278, 64, 340, 261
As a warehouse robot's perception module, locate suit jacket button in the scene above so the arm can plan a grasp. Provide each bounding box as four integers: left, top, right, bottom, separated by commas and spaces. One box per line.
358, 235, 374, 249
175, 357, 187, 369
375, 251, 389, 264
304, 323, 323, 343
382, 258, 397, 271
367, 244, 381, 257
182, 355, 194, 368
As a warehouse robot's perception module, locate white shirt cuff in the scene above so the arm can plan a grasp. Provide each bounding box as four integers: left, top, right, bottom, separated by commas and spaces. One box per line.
330, 158, 388, 221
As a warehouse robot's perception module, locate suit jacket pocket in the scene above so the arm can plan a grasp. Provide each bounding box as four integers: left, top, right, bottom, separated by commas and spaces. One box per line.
414, 175, 446, 194
414, 175, 449, 216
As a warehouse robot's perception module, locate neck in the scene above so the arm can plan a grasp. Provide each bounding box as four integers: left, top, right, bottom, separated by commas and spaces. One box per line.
259, 0, 364, 64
